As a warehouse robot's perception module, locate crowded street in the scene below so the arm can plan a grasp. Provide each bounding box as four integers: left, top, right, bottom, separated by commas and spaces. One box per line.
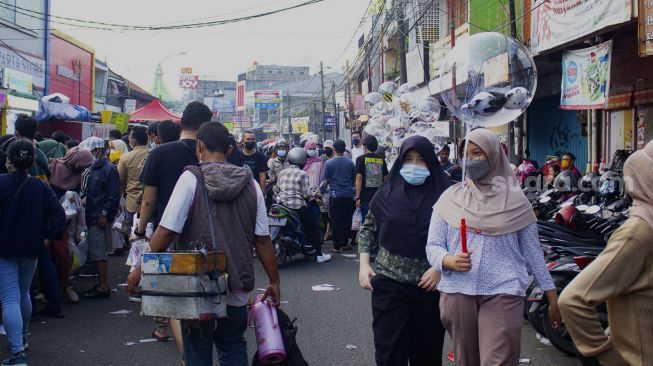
20, 254, 577, 366
1, 0, 653, 365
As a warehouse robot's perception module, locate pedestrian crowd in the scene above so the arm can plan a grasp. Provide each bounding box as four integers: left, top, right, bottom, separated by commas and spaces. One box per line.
0, 101, 651, 366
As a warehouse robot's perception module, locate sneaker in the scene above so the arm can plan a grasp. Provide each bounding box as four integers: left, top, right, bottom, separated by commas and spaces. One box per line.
22, 337, 28, 351
1, 352, 27, 366
316, 254, 332, 263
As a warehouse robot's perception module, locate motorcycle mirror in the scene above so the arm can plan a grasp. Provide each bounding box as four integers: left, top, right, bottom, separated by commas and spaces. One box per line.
586, 205, 601, 214
576, 204, 589, 212
539, 196, 552, 203
560, 202, 573, 208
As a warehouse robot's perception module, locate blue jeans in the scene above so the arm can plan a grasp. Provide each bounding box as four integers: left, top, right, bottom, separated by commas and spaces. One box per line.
181, 305, 248, 366
0, 256, 38, 354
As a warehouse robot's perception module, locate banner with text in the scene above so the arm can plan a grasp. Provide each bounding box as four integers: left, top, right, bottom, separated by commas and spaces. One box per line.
530, 0, 630, 54
560, 41, 612, 110
254, 90, 281, 109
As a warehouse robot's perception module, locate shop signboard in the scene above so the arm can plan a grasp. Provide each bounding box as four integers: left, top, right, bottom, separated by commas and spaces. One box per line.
291, 117, 309, 134
530, 0, 631, 54
233, 114, 252, 129
0, 46, 45, 90
254, 90, 281, 109
2, 67, 33, 95
223, 121, 234, 132
180, 67, 193, 74
93, 123, 116, 140
179, 75, 199, 89
325, 115, 334, 130
124, 99, 137, 114
353, 94, 367, 115
560, 41, 612, 110
260, 123, 278, 133
639, 0, 653, 56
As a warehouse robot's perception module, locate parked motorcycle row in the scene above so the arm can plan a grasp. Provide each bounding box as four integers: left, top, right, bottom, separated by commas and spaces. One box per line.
524, 151, 632, 361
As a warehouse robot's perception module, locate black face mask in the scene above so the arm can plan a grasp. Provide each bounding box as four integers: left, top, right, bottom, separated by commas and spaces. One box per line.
244, 141, 257, 150
325, 148, 333, 157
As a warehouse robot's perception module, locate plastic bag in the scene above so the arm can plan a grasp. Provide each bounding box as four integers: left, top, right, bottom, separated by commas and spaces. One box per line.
126, 239, 150, 272
351, 208, 362, 231
70, 240, 87, 274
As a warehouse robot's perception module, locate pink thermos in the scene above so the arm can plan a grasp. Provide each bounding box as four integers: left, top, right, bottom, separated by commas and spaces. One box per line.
253, 295, 286, 365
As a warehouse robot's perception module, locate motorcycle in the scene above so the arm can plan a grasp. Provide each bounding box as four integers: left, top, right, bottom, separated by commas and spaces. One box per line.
267, 199, 320, 267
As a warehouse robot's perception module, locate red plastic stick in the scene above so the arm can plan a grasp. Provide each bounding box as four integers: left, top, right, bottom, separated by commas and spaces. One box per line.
461, 218, 468, 253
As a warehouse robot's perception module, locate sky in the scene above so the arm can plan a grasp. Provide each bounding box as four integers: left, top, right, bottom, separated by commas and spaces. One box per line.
51, 0, 372, 98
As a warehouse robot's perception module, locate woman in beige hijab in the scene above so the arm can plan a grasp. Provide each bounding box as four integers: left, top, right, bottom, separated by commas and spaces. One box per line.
559, 140, 653, 366
426, 128, 560, 365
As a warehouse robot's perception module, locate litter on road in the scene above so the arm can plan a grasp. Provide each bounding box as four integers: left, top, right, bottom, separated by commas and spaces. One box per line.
110, 310, 132, 315
312, 284, 341, 291
340, 253, 357, 258
345, 344, 357, 350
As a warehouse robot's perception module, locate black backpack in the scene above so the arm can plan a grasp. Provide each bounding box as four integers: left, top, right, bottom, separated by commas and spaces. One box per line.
251, 307, 308, 366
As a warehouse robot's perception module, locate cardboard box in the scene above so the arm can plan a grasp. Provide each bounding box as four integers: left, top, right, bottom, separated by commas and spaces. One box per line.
141, 251, 225, 275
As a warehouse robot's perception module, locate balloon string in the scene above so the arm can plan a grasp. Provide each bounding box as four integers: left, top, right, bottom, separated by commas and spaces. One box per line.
459, 123, 472, 253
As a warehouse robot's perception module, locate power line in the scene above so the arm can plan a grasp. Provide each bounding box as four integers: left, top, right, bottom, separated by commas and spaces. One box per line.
0, 0, 329, 31
327, 0, 375, 67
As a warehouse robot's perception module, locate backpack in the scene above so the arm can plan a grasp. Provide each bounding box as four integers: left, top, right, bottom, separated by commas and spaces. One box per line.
251, 307, 309, 366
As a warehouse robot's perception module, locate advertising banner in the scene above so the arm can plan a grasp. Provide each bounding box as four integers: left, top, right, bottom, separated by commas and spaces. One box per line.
179, 75, 199, 89
530, 0, 631, 54
560, 41, 612, 110
254, 90, 281, 109
291, 117, 309, 134
0, 46, 46, 90
2, 67, 33, 94
639, 0, 653, 56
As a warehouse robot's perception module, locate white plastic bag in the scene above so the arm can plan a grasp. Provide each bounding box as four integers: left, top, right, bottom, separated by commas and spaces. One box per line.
351, 208, 362, 231
69, 241, 87, 274
126, 239, 150, 272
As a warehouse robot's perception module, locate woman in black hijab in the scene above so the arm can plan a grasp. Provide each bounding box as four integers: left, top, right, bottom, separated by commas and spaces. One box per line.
358, 135, 451, 366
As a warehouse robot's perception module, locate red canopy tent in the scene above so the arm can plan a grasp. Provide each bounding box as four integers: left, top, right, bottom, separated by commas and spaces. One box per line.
129, 99, 181, 123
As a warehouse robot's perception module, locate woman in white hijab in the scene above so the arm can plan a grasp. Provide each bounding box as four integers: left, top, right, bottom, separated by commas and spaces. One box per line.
426, 128, 560, 365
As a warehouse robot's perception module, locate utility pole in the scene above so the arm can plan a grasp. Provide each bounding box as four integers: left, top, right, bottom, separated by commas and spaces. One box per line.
398, 1, 408, 84
286, 91, 292, 141
331, 81, 337, 140
320, 61, 326, 142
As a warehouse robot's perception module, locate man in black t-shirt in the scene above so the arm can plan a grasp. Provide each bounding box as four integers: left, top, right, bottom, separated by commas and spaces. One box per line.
241, 130, 269, 192
355, 135, 388, 220
135, 102, 213, 234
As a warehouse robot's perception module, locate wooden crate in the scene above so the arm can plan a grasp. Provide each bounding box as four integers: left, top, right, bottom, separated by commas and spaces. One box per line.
141, 251, 226, 275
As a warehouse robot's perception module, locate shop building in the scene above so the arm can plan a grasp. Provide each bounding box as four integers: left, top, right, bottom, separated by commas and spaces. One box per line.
48, 29, 94, 110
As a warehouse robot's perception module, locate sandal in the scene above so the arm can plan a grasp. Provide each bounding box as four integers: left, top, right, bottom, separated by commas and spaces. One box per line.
82, 286, 110, 299
152, 330, 170, 342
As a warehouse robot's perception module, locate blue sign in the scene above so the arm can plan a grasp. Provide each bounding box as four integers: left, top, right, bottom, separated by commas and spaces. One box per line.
325, 115, 334, 130
255, 102, 280, 109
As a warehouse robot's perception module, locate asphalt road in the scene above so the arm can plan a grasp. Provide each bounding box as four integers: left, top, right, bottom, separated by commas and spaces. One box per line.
2, 243, 581, 366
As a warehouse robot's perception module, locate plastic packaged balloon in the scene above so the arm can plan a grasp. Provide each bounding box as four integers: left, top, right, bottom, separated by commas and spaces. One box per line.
409, 97, 441, 123
364, 92, 382, 106
399, 92, 419, 110
407, 122, 447, 151
369, 114, 390, 127
396, 83, 419, 96
438, 32, 537, 127
379, 81, 397, 101
364, 121, 391, 143
370, 101, 394, 116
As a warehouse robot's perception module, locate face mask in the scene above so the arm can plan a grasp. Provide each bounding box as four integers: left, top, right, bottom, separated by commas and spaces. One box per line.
325, 148, 333, 157
561, 160, 571, 170
352, 138, 360, 146
465, 159, 491, 181
245, 141, 257, 150
400, 164, 431, 185
307, 150, 317, 157
277, 150, 287, 158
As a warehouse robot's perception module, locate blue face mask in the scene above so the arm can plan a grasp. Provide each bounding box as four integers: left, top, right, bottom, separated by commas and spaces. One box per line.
399, 164, 431, 185
277, 150, 287, 158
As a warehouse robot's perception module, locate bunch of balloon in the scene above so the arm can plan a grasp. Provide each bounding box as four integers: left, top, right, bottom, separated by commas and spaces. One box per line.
362, 81, 445, 169
437, 32, 538, 252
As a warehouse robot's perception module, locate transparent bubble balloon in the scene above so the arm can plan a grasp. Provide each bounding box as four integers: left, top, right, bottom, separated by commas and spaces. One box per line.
379, 81, 397, 96
370, 101, 394, 116
397, 83, 419, 96
364, 121, 390, 143
387, 117, 402, 131
369, 114, 390, 127
408, 122, 447, 151
364, 92, 382, 106
438, 32, 537, 127
399, 92, 419, 110
409, 97, 441, 123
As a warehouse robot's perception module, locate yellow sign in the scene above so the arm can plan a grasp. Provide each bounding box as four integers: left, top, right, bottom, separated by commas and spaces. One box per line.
291, 117, 308, 134
100, 111, 130, 133
224, 121, 234, 132
181, 67, 193, 74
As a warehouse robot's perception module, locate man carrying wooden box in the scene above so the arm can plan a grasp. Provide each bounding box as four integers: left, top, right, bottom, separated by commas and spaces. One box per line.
127, 122, 281, 366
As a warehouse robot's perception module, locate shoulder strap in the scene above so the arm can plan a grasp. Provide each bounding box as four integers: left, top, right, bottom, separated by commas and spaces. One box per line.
194, 166, 218, 251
